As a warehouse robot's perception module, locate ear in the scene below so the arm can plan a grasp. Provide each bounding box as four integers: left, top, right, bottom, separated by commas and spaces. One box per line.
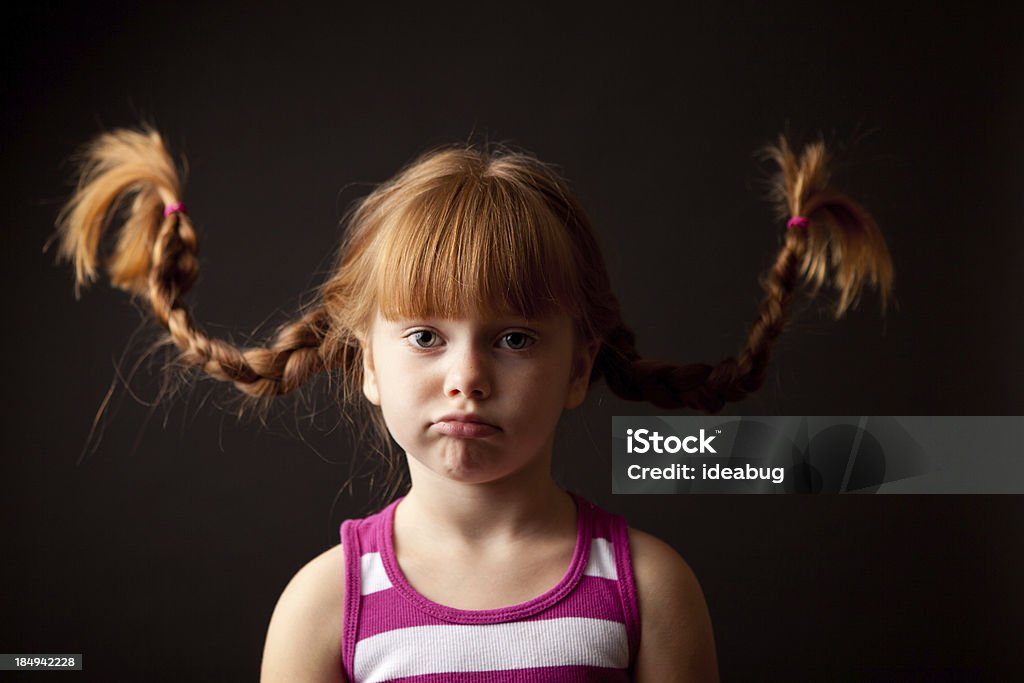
360, 338, 381, 406
565, 339, 601, 410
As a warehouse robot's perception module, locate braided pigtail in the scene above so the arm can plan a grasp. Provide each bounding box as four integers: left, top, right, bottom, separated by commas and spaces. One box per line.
53, 126, 338, 403
766, 136, 893, 317
594, 137, 893, 413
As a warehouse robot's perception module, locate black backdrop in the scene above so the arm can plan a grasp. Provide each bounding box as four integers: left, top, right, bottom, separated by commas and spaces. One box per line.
4, 2, 1023, 681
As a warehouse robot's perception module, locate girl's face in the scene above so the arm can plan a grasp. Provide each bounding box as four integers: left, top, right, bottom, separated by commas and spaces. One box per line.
361, 310, 597, 486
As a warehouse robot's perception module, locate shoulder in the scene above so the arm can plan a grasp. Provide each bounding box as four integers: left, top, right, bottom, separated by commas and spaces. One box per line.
260, 544, 347, 683
627, 528, 702, 609
628, 528, 719, 683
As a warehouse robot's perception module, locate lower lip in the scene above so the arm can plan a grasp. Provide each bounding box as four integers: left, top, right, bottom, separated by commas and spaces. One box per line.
432, 421, 500, 438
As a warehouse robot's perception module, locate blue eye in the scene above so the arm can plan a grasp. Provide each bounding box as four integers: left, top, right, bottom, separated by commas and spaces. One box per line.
502, 332, 533, 350
407, 330, 439, 348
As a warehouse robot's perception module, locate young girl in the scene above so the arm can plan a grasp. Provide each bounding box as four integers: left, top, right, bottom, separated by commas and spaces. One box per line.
54, 126, 891, 681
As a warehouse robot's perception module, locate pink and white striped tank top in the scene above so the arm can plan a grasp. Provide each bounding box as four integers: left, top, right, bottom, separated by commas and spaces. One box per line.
339, 492, 640, 682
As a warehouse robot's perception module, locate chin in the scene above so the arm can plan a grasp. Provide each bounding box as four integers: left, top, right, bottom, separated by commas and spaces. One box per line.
403, 436, 542, 486
438, 449, 503, 483
410, 444, 514, 485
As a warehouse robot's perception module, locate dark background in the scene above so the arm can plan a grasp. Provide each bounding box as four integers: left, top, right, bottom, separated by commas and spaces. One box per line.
4, 2, 1023, 680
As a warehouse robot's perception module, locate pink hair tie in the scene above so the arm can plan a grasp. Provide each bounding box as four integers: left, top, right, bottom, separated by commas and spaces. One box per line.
163, 201, 187, 217
787, 215, 810, 230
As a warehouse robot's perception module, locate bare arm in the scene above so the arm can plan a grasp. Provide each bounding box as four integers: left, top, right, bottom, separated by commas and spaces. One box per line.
260, 544, 347, 683
630, 529, 719, 682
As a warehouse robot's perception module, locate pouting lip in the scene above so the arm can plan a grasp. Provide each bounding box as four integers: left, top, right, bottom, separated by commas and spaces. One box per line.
432, 413, 501, 429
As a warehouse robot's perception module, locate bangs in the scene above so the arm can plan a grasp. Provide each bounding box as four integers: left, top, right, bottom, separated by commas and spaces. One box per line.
372, 176, 583, 322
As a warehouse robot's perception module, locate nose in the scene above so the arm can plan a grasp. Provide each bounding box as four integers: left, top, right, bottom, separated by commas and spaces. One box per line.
443, 343, 491, 400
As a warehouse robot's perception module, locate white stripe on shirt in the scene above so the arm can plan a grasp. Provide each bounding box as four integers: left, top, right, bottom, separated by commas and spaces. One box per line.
353, 618, 629, 682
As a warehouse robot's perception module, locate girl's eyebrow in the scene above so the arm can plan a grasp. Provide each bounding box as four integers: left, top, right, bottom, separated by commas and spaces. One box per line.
386, 317, 546, 331
491, 316, 539, 327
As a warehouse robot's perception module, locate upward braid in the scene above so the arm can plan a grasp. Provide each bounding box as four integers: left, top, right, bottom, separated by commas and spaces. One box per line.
594, 137, 893, 413
53, 127, 336, 399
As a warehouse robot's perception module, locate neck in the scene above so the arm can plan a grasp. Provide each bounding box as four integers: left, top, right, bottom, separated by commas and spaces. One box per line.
396, 451, 574, 544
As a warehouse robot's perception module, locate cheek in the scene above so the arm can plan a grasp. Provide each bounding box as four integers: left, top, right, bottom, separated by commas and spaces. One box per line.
373, 367, 406, 416
372, 363, 429, 440
375, 394, 416, 454
518, 365, 572, 426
